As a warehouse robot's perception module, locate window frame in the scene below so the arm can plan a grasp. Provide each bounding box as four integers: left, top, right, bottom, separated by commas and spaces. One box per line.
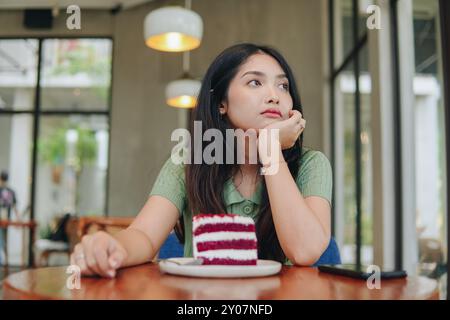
438, 0, 450, 300
0, 36, 114, 267
328, 0, 369, 267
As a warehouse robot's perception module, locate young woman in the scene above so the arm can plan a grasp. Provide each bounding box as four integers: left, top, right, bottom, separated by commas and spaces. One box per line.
70, 43, 333, 278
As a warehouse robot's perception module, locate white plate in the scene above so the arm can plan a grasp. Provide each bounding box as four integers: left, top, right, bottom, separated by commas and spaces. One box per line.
159, 257, 282, 278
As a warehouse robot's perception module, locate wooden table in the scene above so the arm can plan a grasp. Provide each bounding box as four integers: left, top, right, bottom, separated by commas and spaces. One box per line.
1, 263, 440, 300
0, 219, 37, 267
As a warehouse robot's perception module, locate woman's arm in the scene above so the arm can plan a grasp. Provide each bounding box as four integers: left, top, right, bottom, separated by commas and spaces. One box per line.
118, 195, 180, 267
263, 148, 331, 266
71, 195, 179, 277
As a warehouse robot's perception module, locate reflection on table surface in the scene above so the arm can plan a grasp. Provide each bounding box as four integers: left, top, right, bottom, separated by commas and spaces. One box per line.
1, 262, 440, 300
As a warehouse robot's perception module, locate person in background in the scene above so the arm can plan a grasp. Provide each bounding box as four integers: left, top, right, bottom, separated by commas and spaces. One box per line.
0, 170, 21, 265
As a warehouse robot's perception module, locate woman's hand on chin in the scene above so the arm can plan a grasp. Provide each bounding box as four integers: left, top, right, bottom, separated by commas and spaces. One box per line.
258, 109, 306, 152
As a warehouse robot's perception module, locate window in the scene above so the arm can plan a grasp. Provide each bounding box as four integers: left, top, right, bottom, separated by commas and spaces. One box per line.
330, 0, 373, 266
412, 0, 447, 280
330, 0, 448, 294
0, 39, 37, 111
0, 38, 112, 266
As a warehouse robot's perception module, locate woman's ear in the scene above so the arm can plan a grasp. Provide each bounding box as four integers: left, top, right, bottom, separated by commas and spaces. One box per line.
219, 103, 227, 115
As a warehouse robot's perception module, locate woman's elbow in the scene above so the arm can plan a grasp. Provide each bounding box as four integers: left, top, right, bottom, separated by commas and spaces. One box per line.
291, 236, 331, 266
291, 254, 318, 266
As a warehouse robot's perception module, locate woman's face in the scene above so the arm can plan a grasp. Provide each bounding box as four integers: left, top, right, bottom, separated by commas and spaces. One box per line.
220, 53, 293, 131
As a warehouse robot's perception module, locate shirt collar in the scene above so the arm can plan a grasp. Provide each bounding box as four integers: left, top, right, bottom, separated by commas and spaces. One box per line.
223, 177, 263, 206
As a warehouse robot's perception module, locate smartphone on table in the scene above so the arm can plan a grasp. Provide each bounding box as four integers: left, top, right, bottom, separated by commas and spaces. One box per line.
318, 264, 407, 280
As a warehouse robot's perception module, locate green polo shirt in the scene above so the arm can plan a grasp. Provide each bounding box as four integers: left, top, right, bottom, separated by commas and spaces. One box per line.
149, 147, 332, 264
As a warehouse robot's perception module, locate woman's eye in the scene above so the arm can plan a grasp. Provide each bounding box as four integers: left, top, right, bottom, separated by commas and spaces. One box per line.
248, 79, 261, 87
280, 83, 289, 91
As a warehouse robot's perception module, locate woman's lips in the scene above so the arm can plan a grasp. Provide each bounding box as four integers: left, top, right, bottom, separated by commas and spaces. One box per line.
261, 109, 282, 118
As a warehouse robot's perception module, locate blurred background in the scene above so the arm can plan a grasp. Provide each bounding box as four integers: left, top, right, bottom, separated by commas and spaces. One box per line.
0, 0, 448, 298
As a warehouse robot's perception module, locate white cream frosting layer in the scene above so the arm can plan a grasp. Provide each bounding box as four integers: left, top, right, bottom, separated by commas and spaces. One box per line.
193, 215, 254, 230
196, 249, 258, 260
193, 231, 257, 243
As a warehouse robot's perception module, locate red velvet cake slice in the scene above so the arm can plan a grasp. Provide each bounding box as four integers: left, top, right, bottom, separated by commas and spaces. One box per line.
192, 213, 258, 265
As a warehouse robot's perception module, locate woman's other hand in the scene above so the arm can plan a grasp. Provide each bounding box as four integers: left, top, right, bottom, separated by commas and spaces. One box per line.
70, 231, 128, 278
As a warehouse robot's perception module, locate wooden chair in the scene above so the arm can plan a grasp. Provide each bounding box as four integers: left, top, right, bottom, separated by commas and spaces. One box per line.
34, 214, 73, 267
72, 216, 184, 261
36, 216, 134, 266
0, 219, 37, 267
76, 216, 133, 237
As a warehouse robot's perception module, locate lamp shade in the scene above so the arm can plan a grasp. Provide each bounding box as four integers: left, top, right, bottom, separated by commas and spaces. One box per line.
165, 78, 201, 108
144, 6, 203, 52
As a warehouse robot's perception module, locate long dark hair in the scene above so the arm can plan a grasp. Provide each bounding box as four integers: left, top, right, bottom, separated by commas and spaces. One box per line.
176, 43, 303, 263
